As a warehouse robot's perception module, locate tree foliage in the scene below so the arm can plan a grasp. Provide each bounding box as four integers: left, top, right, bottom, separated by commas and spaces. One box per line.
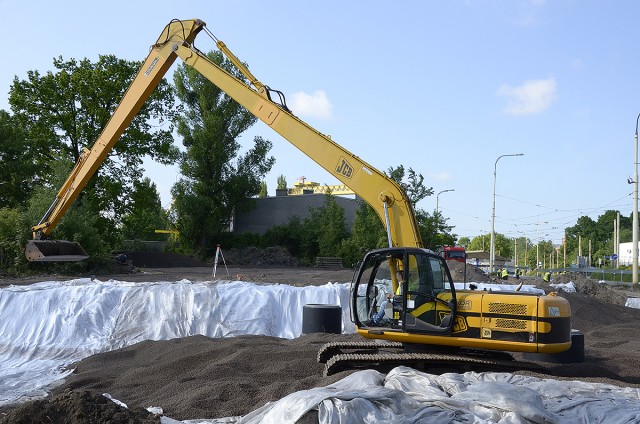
386, 165, 432, 205
564, 210, 632, 266
277, 175, 287, 190
457, 237, 471, 248
121, 178, 168, 241
466, 232, 516, 257
0, 111, 37, 208
170, 50, 275, 253
309, 194, 348, 258
259, 181, 268, 197
7, 55, 178, 255
385, 164, 456, 250
460, 209, 634, 271
0, 207, 23, 272
339, 201, 387, 266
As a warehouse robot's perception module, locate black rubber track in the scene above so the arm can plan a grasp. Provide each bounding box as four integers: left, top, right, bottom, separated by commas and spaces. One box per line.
318, 341, 546, 376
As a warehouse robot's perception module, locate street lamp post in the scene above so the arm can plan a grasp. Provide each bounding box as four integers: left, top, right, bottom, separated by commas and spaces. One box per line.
634, 115, 639, 284
490, 153, 524, 274
436, 189, 455, 216
435, 189, 454, 234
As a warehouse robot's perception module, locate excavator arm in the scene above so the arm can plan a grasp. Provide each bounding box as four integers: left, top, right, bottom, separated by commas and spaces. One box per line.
27, 18, 422, 261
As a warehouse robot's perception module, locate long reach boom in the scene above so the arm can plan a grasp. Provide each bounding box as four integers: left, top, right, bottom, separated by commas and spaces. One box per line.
27, 18, 421, 261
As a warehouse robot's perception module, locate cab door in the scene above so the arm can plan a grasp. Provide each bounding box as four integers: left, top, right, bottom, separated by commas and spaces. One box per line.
402, 252, 455, 334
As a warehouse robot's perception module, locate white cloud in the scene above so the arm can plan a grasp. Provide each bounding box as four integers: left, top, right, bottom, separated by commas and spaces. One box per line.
289, 90, 333, 120
429, 171, 451, 182
496, 77, 557, 115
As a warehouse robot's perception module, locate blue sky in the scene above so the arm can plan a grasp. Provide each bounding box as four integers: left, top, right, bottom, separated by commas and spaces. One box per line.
1, 1, 638, 247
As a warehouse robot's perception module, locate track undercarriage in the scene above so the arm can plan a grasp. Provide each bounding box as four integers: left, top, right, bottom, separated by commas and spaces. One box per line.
317, 341, 546, 377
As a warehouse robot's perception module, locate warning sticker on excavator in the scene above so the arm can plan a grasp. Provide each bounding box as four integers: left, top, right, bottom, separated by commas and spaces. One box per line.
457, 299, 472, 311
145, 57, 159, 76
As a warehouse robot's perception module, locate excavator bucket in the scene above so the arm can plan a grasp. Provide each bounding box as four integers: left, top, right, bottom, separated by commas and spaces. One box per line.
25, 240, 89, 262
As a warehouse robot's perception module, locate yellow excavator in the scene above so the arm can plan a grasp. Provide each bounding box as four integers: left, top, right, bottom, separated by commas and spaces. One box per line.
26, 19, 575, 375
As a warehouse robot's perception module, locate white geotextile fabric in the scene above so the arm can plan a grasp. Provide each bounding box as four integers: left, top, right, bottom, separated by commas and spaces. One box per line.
207, 366, 640, 424
625, 297, 640, 309
0, 278, 351, 406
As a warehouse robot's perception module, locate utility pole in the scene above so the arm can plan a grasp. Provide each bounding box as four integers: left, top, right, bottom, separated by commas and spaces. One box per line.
613, 220, 617, 269
525, 239, 528, 273
490, 153, 523, 274
536, 223, 540, 276
578, 235, 582, 267
617, 212, 621, 269
563, 231, 566, 269
633, 114, 639, 284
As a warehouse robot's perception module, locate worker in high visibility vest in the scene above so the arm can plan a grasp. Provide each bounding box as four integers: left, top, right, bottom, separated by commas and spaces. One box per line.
501, 268, 509, 280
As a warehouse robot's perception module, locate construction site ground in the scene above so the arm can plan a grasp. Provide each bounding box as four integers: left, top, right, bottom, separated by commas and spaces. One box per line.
2, 248, 640, 423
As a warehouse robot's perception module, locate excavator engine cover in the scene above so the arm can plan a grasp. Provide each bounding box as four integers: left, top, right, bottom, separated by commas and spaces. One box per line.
25, 240, 89, 262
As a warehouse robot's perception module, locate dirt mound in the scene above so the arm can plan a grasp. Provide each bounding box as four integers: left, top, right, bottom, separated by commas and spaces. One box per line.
49, 333, 359, 421
446, 260, 493, 283
538, 272, 640, 306
0, 390, 159, 424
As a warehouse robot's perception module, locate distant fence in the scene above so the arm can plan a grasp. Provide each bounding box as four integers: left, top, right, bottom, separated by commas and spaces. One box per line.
531, 267, 636, 284
475, 264, 637, 284
315, 257, 344, 268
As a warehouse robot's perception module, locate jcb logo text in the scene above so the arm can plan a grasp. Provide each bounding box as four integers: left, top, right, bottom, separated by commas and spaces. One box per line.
335, 157, 353, 178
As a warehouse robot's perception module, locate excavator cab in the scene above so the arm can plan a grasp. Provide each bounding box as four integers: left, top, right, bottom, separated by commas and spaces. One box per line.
352, 247, 456, 335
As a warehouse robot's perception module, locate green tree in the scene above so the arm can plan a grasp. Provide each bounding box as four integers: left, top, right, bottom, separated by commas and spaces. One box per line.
492, 233, 513, 259
171, 50, 275, 253
0, 207, 23, 272
467, 234, 491, 251
308, 194, 348, 258
259, 181, 268, 197
340, 201, 386, 262
418, 209, 456, 248
564, 210, 631, 267
263, 216, 310, 260
385, 164, 456, 249
9, 55, 178, 252
386, 165, 432, 204
457, 237, 471, 248
277, 175, 287, 190
121, 178, 168, 241
466, 232, 512, 256
0, 111, 37, 208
